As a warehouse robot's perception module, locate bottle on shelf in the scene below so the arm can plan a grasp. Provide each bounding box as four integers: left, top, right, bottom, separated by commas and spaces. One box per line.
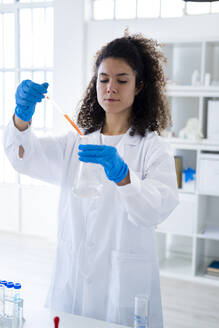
191, 69, 200, 86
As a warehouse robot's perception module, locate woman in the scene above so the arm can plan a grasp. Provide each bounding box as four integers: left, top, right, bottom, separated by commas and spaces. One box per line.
4, 32, 178, 328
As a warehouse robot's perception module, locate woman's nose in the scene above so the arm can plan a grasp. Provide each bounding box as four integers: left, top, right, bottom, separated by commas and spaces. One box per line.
107, 81, 117, 94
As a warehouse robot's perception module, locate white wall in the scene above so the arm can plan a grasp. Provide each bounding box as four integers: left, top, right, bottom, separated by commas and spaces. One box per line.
85, 14, 219, 83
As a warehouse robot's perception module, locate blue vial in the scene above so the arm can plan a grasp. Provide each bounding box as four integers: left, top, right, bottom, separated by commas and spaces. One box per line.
5, 282, 14, 318
14, 283, 21, 301
13, 283, 23, 328
0, 280, 7, 323
1, 280, 7, 287
0, 283, 5, 319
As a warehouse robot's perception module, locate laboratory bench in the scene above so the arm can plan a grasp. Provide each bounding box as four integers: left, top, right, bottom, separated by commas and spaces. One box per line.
23, 308, 130, 328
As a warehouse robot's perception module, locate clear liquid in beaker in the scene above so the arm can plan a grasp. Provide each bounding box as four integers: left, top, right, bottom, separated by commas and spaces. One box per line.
72, 137, 104, 199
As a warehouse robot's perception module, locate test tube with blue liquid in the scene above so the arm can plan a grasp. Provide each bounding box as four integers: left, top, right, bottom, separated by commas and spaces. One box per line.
134, 295, 149, 328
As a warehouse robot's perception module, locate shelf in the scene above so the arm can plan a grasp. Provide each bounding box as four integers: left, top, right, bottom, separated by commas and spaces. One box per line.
158, 40, 219, 286
194, 274, 219, 287
156, 229, 194, 238
178, 189, 196, 195
160, 254, 219, 286
164, 137, 219, 151
198, 191, 219, 197
159, 253, 193, 279
165, 138, 201, 150
157, 226, 219, 240
195, 257, 219, 286
166, 85, 219, 97
197, 225, 219, 241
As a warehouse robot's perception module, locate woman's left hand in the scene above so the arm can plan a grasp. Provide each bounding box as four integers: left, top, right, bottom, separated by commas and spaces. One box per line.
78, 144, 128, 183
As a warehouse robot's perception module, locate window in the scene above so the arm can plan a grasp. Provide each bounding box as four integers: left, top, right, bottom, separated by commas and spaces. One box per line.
92, 0, 219, 20
161, 0, 184, 18
211, 2, 219, 13
93, 0, 114, 20
186, 1, 210, 15
115, 0, 136, 19
137, 0, 160, 18
0, 0, 53, 184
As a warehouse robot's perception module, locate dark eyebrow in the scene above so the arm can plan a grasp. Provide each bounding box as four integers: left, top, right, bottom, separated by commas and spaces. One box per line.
99, 73, 129, 77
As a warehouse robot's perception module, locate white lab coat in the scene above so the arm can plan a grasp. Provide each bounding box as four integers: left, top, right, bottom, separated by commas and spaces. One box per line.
3, 118, 179, 328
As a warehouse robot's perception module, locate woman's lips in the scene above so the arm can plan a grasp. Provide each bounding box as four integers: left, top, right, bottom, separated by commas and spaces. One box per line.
105, 99, 119, 102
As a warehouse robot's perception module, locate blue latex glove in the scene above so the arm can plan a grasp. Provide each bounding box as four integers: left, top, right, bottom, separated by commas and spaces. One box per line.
78, 144, 128, 183
15, 79, 49, 122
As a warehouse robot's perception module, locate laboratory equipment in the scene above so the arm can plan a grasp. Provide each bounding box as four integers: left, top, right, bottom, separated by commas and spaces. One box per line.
72, 135, 104, 198
0, 283, 4, 319
13, 284, 21, 302
134, 295, 150, 328
78, 143, 128, 183
5, 282, 14, 318
0, 280, 24, 328
13, 283, 23, 328
191, 70, 200, 86
45, 95, 83, 135
45, 95, 104, 198
1, 281, 7, 286
54, 316, 60, 328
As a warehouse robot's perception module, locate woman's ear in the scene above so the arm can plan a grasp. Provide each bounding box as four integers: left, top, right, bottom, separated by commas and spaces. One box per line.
135, 81, 144, 96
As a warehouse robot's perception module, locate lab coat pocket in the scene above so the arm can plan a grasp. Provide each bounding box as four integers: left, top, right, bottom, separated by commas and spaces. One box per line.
106, 250, 153, 326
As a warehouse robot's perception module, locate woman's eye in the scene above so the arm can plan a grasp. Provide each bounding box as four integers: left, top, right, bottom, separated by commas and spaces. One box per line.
99, 79, 127, 84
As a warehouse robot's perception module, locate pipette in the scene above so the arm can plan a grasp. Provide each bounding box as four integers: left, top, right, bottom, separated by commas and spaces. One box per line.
45, 94, 84, 136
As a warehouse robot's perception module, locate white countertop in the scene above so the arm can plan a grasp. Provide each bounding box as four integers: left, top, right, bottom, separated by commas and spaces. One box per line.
23, 308, 130, 328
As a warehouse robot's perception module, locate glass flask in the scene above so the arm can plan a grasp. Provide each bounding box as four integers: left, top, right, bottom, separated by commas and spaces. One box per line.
72, 135, 104, 199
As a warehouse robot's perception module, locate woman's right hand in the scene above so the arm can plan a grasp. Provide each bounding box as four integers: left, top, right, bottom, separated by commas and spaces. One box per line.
14, 79, 49, 122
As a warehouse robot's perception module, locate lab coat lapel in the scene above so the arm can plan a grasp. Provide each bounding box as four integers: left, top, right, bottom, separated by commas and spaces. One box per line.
117, 128, 140, 157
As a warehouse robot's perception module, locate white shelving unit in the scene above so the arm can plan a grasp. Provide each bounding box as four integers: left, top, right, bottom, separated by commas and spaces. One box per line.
156, 39, 219, 286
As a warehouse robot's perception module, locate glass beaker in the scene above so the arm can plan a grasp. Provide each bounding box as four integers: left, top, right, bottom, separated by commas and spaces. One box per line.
72, 135, 104, 199
134, 295, 150, 328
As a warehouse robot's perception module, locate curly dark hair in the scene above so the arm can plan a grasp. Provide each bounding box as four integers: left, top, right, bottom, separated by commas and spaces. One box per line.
77, 32, 171, 136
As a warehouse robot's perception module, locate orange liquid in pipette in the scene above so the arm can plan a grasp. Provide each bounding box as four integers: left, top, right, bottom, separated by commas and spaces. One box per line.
45, 95, 84, 136
64, 114, 84, 136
